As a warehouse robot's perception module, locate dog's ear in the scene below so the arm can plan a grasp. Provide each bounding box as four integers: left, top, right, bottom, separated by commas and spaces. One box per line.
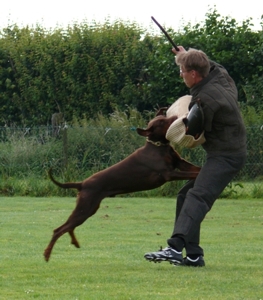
136, 127, 152, 137
155, 107, 167, 116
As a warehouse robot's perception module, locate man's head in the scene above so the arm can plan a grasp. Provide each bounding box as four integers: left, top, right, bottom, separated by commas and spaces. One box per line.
175, 48, 210, 88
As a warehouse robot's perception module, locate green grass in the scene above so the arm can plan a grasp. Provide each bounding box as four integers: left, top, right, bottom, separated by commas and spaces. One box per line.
1, 196, 263, 300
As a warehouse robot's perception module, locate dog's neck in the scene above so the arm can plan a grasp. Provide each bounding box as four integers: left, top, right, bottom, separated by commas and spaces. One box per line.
146, 137, 169, 147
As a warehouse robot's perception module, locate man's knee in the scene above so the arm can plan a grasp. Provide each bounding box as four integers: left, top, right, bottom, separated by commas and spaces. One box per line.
176, 180, 195, 218
174, 197, 209, 238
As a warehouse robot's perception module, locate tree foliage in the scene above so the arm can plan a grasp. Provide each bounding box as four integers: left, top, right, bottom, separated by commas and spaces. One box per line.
0, 9, 263, 126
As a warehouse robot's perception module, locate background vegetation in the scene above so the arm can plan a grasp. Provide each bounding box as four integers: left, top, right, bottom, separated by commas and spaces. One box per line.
0, 8, 263, 126
0, 109, 263, 198
0, 8, 263, 197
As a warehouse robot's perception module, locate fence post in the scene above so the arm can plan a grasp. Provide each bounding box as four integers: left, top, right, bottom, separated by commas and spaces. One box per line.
62, 125, 68, 169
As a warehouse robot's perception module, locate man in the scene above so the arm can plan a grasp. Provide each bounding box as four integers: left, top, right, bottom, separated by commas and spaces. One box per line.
144, 46, 247, 267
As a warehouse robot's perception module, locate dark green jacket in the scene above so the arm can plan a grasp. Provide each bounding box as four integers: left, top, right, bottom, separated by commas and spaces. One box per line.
190, 61, 247, 155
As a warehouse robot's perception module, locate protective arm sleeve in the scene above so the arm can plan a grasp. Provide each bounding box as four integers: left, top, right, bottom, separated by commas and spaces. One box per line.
165, 116, 206, 148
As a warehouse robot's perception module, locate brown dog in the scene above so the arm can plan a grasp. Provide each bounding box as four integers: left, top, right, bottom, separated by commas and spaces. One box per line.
44, 111, 201, 261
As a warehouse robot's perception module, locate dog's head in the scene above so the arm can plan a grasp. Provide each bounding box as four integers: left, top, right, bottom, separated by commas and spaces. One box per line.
136, 114, 178, 143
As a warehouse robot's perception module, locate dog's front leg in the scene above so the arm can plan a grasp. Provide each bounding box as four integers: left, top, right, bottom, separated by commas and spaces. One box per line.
165, 169, 200, 181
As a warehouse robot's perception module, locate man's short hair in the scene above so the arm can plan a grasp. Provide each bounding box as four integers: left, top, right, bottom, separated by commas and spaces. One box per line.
176, 48, 210, 78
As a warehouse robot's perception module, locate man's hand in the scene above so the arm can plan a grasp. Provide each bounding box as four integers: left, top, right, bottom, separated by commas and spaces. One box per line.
172, 46, 186, 55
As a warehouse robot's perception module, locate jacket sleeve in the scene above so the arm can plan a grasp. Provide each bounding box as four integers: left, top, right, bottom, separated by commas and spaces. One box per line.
202, 104, 214, 132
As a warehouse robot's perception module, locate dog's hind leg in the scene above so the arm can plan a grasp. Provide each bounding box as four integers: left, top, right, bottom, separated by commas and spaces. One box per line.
44, 215, 86, 262
44, 221, 72, 262
68, 230, 80, 248
66, 198, 102, 249
44, 195, 103, 262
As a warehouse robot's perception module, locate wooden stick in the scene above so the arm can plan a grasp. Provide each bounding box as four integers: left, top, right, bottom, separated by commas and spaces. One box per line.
151, 16, 180, 51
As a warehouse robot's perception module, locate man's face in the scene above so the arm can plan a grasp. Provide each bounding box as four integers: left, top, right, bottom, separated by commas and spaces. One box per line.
179, 67, 197, 88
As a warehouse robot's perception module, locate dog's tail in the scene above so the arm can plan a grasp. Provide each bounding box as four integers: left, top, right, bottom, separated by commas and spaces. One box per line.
48, 168, 82, 190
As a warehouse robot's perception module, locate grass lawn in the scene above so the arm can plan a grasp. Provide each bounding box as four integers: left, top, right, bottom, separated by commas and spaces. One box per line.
1, 196, 263, 299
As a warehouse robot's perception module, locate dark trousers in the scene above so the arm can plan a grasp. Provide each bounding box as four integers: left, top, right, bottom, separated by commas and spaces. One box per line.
167, 151, 247, 256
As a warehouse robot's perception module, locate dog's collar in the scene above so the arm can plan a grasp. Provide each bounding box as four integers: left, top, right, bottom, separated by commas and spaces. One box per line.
146, 137, 169, 147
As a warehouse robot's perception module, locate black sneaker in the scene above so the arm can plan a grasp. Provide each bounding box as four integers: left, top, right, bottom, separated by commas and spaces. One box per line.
180, 256, 205, 267
144, 246, 183, 265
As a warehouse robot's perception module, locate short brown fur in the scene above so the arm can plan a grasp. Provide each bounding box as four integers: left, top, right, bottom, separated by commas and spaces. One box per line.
44, 110, 201, 261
